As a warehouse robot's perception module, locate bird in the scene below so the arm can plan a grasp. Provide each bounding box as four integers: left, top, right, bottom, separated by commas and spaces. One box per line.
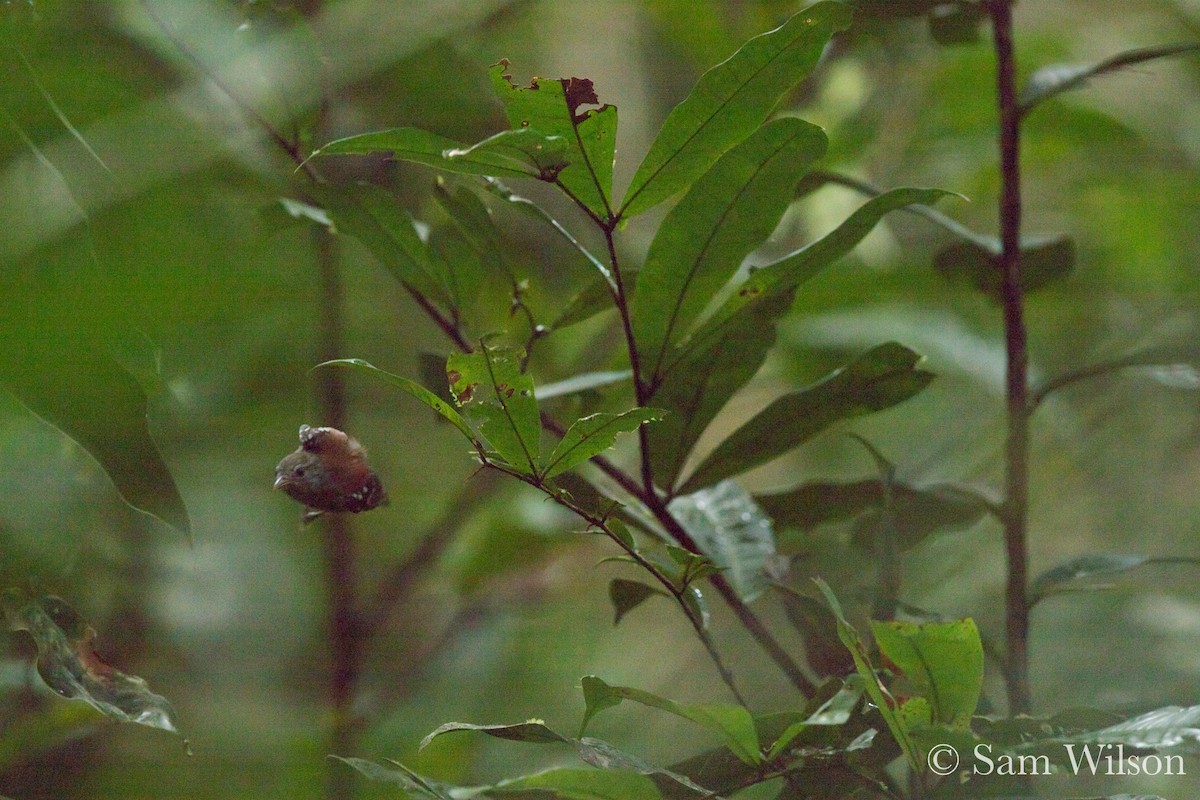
274, 424, 388, 522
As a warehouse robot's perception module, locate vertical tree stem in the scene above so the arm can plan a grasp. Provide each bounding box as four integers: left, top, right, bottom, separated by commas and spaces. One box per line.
314, 228, 361, 800
989, 0, 1032, 715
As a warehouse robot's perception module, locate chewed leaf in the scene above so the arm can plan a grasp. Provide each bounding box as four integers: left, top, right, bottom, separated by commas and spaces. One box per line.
870, 618, 984, 729
3, 593, 178, 734
317, 359, 475, 443
667, 481, 776, 602
620, 2, 852, 217
490, 64, 617, 217
542, 408, 662, 479
447, 346, 541, 475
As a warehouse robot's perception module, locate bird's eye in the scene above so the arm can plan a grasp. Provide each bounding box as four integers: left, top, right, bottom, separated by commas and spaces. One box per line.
292, 465, 306, 477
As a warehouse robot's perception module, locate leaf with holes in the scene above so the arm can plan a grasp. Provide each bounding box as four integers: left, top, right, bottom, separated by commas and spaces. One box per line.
447, 346, 541, 475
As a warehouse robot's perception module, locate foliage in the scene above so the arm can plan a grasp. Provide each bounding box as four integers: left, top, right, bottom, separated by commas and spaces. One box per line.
3, 1, 1200, 799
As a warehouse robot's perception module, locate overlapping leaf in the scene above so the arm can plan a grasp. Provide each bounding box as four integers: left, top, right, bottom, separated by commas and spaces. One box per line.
310, 127, 535, 178
631, 117, 827, 386
682, 343, 932, 492
447, 346, 541, 475
620, 1, 852, 218
543, 408, 662, 479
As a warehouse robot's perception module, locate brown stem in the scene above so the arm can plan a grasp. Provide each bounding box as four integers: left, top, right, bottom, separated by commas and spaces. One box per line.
988, 0, 1032, 715
313, 229, 361, 800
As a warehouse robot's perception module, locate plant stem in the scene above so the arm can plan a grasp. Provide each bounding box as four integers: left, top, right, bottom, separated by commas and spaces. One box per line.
314, 228, 361, 800
988, 0, 1032, 715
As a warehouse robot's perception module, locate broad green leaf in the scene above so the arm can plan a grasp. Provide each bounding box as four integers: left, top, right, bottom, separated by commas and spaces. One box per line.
332, 757, 456, 800
317, 359, 475, 442
646, 288, 789, 492
813, 579, 922, 772
579, 676, 761, 764
495, 768, 661, 800
543, 408, 662, 479
934, 233, 1075, 301
316, 183, 451, 307
0, 341, 189, 536
1021, 43, 1200, 116
757, 479, 991, 549
870, 618, 983, 729
670, 187, 956, 377
490, 64, 617, 217
421, 720, 570, 750
667, 481, 776, 602
632, 117, 828, 386
2, 593, 178, 734
447, 346, 541, 475
682, 343, 933, 492
538, 370, 632, 401
608, 579, 666, 626
620, 2, 852, 218
445, 128, 569, 176
310, 127, 534, 178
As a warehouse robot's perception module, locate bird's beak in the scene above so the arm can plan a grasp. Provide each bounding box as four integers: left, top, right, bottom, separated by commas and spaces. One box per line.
273, 474, 287, 491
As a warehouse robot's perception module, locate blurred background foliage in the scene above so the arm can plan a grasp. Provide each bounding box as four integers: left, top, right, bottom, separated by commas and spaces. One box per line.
2, 0, 1200, 797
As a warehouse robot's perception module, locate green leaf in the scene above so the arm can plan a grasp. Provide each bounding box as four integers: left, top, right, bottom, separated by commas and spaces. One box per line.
632, 117, 828, 385
579, 676, 761, 765
1021, 43, 1200, 116
538, 370, 633, 401
682, 343, 933, 492
310, 127, 534, 178
445, 127, 570, 176
757, 480, 991, 548
646, 291, 788, 491
1029, 554, 1200, 605
870, 618, 984, 729
620, 2, 853, 218
332, 757, 455, 800
543, 408, 662, 479
316, 359, 475, 443
421, 720, 570, 750
316, 183, 451, 308
552, 271, 629, 330
495, 768, 661, 800
666, 481, 776, 602
2, 592, 178, 734
934, 233, 1076, 300
813, 579, 922, 772
490, 65, 617, 217
765, 678, 864, 760
573, 737, 711, 795
0, 341, 189, 536
447, 346, 541, 475
608, 579, 666, 626
1032, 343, 1200, 407
670, 187, 956, 379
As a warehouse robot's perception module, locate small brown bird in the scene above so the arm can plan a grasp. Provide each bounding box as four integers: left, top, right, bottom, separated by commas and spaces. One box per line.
274, 424, 388, 521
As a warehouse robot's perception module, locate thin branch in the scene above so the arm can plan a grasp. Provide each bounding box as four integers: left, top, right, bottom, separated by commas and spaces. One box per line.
988, 0, 1032, 716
